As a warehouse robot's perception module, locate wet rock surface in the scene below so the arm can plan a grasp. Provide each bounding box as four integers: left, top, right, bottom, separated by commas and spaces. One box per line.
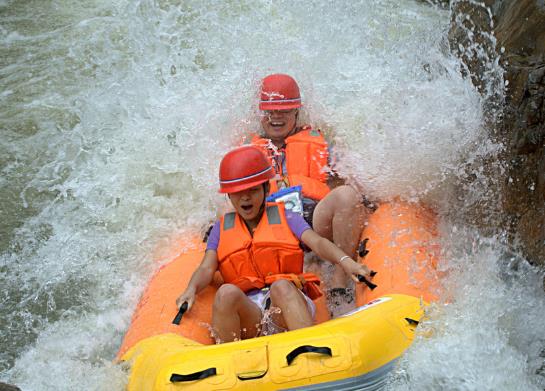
0, 382, 21, 391
448, 0, 545, 267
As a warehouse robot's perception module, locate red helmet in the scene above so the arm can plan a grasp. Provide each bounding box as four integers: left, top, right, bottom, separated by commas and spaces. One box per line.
218, 146, 274, 194
259, 74, 302, 111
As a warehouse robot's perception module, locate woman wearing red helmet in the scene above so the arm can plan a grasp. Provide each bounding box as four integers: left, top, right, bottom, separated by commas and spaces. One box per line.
248, 74, 371, 317
175, 146, 371, 343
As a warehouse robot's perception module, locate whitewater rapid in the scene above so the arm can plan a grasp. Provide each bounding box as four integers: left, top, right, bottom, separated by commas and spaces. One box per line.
1, 0, 543, 390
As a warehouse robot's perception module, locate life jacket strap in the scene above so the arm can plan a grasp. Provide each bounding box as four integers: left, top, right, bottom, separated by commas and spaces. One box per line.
264, 273, 323, 300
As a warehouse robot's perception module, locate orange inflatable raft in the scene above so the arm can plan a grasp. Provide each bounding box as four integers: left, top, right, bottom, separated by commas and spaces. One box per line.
117, 201, 441, 390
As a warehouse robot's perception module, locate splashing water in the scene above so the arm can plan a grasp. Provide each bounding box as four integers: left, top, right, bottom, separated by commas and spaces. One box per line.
260, 306, 283, 337
387, 229, 545, 390
1, 0, 544, 390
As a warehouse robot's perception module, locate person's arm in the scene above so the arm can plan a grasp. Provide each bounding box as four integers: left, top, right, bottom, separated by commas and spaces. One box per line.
300, 229, 370, 283
175, 249, 218, 311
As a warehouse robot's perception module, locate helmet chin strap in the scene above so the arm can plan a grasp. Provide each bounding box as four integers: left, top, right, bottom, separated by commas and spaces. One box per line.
263, 182, 270, 202
285, 109, 300, 139
236, 183, 269, 229
257, 182, 270, 217
257, 204, 265, 219
242, 185, 269, 235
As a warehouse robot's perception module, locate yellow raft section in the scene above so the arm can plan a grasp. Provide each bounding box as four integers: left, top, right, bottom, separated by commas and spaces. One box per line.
118, 201, 441, 391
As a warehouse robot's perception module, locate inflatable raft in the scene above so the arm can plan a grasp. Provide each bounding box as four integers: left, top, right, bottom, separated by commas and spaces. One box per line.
117, 201, 441, 390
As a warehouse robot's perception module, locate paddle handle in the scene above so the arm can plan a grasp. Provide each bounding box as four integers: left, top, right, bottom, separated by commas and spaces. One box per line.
357, 270, 377, 290
172, 302, 188, 325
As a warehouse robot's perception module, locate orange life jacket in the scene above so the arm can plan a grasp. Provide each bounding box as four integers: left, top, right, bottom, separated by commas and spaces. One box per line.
250, 126, 331, 201
216, 202, 322, 299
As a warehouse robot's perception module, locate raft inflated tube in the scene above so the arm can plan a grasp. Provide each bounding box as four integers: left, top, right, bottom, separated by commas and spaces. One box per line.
117, 201, 441, 390
121, 295, 424, 390
356, 202, 441, 306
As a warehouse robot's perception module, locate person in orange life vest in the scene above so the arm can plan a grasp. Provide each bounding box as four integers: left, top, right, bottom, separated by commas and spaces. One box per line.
175, 146, 371, 343
249, 73, 371, 316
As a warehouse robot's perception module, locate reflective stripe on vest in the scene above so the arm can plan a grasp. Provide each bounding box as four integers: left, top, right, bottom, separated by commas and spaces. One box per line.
223, 212, 236, 230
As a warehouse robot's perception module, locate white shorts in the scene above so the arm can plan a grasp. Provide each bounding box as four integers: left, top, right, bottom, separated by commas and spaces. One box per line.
246, 287, 316, 335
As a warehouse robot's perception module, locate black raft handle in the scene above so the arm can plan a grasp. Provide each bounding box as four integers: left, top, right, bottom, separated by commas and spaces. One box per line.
172, 301, 188, 325
358, 238, 370, 258
170, 367, 217, 382
405, 317, 420, 327
286, 345, 332, 365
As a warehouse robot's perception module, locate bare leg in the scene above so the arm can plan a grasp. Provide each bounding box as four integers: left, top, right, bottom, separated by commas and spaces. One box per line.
269, 280, 313, 330
212, 284, 262, 343
312, 185, 367, 288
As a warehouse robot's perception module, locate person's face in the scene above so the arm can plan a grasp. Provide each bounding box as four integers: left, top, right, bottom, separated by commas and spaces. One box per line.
260, 108, 298, 145
229, 184, 265, 223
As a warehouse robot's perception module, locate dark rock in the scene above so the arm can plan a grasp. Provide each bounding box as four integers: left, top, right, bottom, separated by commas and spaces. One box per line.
449, 0, 545, 267
415, 0, 450, 9
448, 0, 498, 96
0, 383, 21, 391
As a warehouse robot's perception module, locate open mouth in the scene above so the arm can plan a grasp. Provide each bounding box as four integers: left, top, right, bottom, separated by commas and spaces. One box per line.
241, 204, 253, 212
269, 121, 285, 128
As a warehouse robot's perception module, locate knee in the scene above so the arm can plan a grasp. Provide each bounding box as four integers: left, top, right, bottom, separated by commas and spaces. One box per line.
331, 185, 361, 208
314, 186, 360, 222
269, 280, 298, 303
214, 284, 243, 310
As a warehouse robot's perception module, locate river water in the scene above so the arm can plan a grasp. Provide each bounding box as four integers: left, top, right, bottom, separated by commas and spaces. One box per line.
1, 0, 544, 390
